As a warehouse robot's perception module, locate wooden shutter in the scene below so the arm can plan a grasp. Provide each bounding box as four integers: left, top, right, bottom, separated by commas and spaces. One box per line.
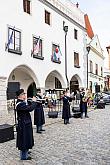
27, 0, 30, 14
23, 0, 26, 12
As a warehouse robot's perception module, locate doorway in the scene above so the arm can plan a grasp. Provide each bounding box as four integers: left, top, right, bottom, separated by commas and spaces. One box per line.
27, 82, 36, 98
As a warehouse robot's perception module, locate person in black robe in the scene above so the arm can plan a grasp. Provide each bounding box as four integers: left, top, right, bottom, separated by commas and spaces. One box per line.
80, 88, 89, 119
62, 90, 72, 124
16, 89, 36, 160
34, 89, 45, 133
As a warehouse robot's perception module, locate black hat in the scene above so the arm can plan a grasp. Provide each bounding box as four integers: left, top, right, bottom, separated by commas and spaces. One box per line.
16, 89, 24, 96
37, 88, 41, 93
63, 90, 66, 94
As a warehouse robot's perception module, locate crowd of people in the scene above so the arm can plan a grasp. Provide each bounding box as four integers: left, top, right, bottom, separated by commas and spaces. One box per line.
15, 87, 93, 160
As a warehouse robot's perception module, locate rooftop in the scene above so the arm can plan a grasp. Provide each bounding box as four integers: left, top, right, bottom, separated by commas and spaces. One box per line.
84, 14, 94, 39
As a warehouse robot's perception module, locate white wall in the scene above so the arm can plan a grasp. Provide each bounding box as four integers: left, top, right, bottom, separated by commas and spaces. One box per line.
0, 0, 86, 89
88, 35, 104, 92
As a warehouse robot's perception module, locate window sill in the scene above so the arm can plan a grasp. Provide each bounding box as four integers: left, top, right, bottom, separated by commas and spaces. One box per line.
74, 65, 80, 68
33, 55, 44, 60
52, 60, 61, 64
45, 22, 51, 26
8, 49, 22, 55
24, 11, 31, 15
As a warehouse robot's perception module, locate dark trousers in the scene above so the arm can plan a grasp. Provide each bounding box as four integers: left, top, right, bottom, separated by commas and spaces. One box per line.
81, 102, 88, 118
64, 118, 69, 124
20, 150, 28, 160
36, 125, 42, 132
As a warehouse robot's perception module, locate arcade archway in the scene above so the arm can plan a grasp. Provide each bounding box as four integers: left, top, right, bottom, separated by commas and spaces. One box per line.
45, 70, 66, 90
70, 75, 82, 93
27, 82, 36, 98
7, 65, 39, 100
45, 70, 66, 99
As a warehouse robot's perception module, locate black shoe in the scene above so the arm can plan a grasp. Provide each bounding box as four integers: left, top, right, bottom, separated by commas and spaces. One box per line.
26, 156, 32, 160
40, 129, 45, 131
21, 156, 32, 160
85, 116, 89, 118
37, 131, 42, 134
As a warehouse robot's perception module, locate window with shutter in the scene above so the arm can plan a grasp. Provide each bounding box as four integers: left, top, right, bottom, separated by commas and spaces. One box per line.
95, 64, 98, 75
45, 10, 50, 25
27, 0, 30, 14
7, 27, 22, 55
23, 0, 26, 12
90, 60, 93, 73
74, 52, 79, 67
51, 44, 61, 63
32, 36, 44, 60
23, 0, 30, 14
74, 29, 78, 40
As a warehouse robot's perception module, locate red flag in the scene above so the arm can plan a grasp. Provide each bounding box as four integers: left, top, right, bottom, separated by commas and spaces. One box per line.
55, 47, 62, 60
33, 36, 40, 54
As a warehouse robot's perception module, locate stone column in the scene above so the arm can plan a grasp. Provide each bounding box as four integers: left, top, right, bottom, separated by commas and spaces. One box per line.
40, 87, 46, 95
0, 77, 9, 124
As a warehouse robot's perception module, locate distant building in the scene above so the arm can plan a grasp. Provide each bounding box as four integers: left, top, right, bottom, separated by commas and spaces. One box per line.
104, 46, 110, 90
84, 14, 104, 93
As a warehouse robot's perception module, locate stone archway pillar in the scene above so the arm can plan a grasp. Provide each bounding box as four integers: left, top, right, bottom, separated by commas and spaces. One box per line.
40, 87, 45, 95
0, 77, 8, 124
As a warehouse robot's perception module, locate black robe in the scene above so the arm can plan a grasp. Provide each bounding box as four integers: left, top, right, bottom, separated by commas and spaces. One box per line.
80, 92, 87, 113
16, 99, 36, 151
62, 96, 71, 119
34, 95, 45, 126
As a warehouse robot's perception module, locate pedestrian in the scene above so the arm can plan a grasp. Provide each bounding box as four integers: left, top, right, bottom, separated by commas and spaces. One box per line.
62, 90, 72, 124
80, 88, 89, 119
34, 89, 45, 133
16, 89, 37, 160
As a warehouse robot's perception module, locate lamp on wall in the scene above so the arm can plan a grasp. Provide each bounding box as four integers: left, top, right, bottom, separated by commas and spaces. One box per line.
86, 46, 91, 89
12, 71, 15, 80
86, 46, 91, 53
63, 21, 69, 89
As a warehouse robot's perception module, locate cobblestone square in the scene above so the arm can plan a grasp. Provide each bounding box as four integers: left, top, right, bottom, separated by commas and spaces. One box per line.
0, 106, 110, 165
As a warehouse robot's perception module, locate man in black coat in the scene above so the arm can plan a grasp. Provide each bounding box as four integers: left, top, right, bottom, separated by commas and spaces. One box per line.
16, 89, 36, 160
62, 90, 71, 124
34, 89, 45, 133
80, 88, 89, 119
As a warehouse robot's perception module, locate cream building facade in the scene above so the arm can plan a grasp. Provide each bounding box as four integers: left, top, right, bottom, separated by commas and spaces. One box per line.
84, 14, 104, 93
0, 0, 90, 121
87, 35, 104, 93
104, 46, 110, 90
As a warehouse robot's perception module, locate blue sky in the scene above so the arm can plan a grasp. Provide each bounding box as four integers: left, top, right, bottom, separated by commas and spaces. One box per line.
70, 0, 110, 51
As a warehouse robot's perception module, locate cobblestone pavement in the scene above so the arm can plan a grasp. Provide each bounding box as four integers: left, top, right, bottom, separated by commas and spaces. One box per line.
0, 106, 110, 165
